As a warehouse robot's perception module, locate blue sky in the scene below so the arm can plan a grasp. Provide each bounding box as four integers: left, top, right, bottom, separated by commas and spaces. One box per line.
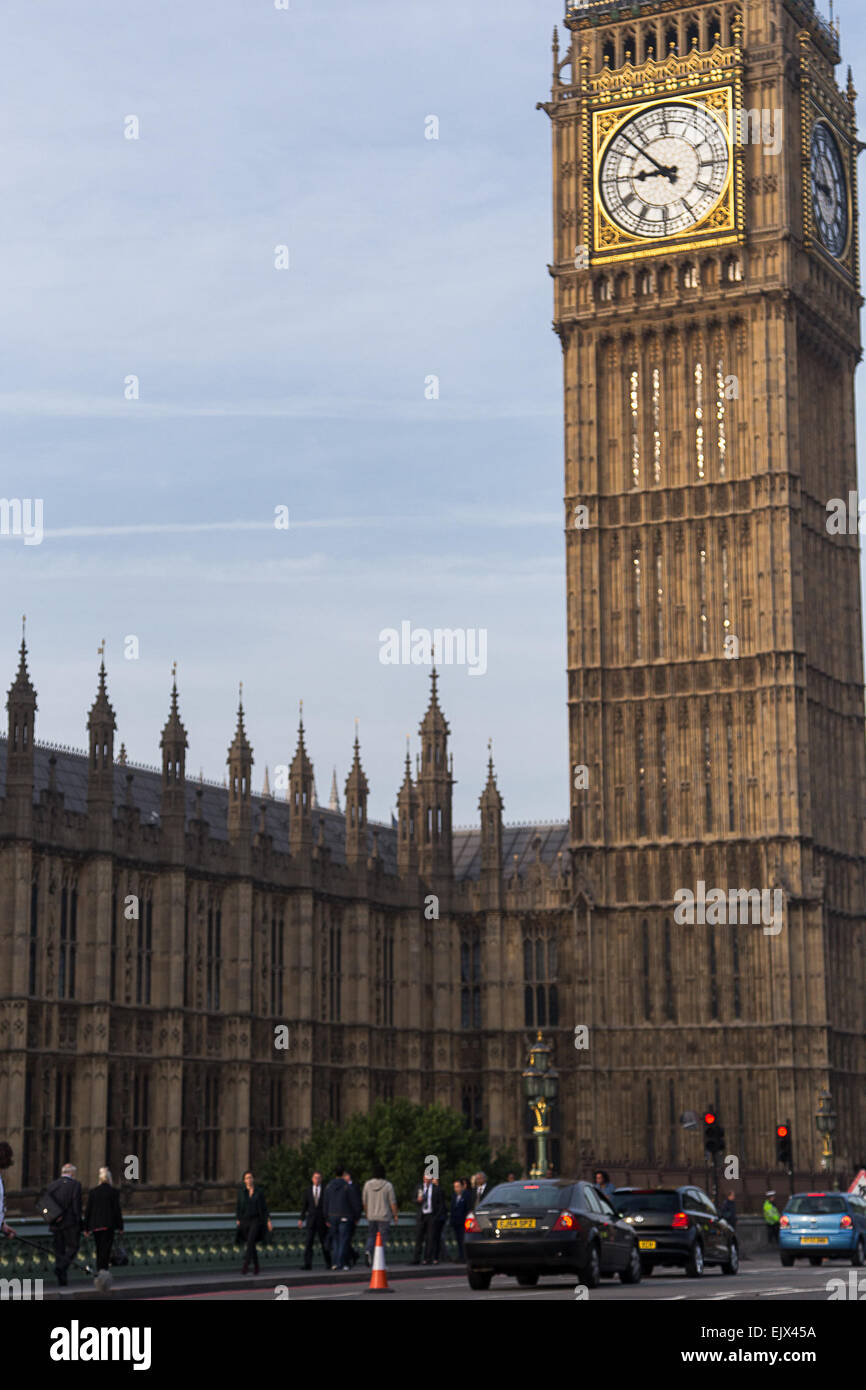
0, 0, 862, 827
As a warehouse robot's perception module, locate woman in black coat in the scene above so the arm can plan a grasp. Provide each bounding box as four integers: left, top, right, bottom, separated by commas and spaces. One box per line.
84, 1167, 124, 1274
236, 1171, 272, 1274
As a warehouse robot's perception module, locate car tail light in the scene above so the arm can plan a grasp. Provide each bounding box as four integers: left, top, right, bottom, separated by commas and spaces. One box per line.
840, 1215, 853, 1229
553, 1210, 577, 1231
671, 1211, 689, 1229
464, 1213, 480, 1233
780, 1215, 790, 1228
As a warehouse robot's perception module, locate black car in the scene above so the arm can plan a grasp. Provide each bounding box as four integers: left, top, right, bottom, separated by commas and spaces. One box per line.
463, 1179, 641, 1289
613, 1186, 739, 1277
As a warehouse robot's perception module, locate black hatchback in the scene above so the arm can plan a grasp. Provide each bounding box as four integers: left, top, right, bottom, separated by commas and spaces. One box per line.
613, 1186, 739, 1277
464, 1179, 641, 1289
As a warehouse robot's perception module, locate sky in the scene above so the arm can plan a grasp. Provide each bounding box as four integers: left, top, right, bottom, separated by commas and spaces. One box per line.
0, 0, 862, 827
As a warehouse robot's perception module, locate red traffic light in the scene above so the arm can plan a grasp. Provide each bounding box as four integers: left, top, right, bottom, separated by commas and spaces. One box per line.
776, 1124, 789, 1138
703, 1112, 716, 1125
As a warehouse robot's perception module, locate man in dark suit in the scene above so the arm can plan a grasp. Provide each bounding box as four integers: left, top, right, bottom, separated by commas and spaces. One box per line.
412, 1174, 446, 1264
343, 1170, 362, 1267
472, 1171, 489, 1208
450, 1178, 469, 1260
45, 1163, 83, 1287
323, 1165, 357, 1270
298, 1170, 329, 1270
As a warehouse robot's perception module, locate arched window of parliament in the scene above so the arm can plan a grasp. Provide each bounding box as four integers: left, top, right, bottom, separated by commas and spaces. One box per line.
637, 717, 647, 837
58, 871, 78, 1000
665, 25, 678, 56
708, 927, 719, 1019
724, 255, 743, 283
703, 708, 713, 830
663, 920, 675, 1020
726, 713, 736, 831
462, 1082, 483, 1131
658, 714, 669, 835
707, 9, 722, 45
523, 927, 558, 1027
643, 29, 655, 62
383, 925, 395, 1026
698, 540, 709, 650
133, 1069, 150, 1179
646, 1078, 656, 1158
602, 38, 615, 68
629, 369, 641, 488
682, 262, 700, 290
632, 543, 642, 654
641, 919, 651, 1019
136, 885, 153, 1006
52, 1068, 73, 1176
686, 20, 700, 50
29, 862, 39, 996
203, 1072, 220, 1181
732, 926, 742, 1019
270, 905, 286, 1015
206, 898, 222, 1012
326, 915, 342, 1021
268, 1075, 284, 1150
652, 366, 662, 482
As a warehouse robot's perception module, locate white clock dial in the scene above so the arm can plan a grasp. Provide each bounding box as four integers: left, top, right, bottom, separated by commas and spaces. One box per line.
810, 120, 848, 258
599, 102, 730, 239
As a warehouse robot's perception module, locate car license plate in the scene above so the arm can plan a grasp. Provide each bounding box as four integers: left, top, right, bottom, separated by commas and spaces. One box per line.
497, 1218, 536, 1230
800, 1236, 829, 1245
638, 1240, 657, 1250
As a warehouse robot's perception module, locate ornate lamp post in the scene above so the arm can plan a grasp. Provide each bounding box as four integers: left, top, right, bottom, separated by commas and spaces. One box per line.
522, 1032, 558, 1178
815, 1089, 837, 1184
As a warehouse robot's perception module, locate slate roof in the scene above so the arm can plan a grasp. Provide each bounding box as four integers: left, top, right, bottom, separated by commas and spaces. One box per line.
0, 737, 568, 883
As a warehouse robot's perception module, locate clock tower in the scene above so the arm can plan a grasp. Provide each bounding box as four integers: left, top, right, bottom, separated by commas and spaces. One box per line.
546, 1, 866, 1172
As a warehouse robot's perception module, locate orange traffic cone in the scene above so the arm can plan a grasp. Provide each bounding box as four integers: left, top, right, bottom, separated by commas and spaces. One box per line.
365, 1231, 393, 1293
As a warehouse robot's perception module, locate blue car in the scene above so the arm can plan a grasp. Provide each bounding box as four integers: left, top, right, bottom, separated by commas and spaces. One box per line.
779, 1192, 866, 1267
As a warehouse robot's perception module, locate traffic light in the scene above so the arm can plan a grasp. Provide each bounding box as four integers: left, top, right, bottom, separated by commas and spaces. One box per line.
776, 1122, 793, 1169
703, 1110, 725, 1155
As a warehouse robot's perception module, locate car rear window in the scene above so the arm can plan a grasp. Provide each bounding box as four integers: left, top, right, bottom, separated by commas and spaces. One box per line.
613, 1191, 679, 1214
786, 1196, 847, 1215
478, 1182, 573, 1209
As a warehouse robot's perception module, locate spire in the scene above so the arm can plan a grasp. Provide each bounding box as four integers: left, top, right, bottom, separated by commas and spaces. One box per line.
160, 662, 188, 839
417, 664, 454, 880
345, 718, 369, 867
329, 766, 341, 813
479, 738, 504, 883
289, 699, 314, 856
262, 764, 271, 798
397, 733, 419, 877
4, 616, 38, 836
87, 641, 116, 825
227, 680, 253, 845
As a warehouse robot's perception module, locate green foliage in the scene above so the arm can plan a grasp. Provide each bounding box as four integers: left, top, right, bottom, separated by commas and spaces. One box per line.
257, 1099, 520, 1209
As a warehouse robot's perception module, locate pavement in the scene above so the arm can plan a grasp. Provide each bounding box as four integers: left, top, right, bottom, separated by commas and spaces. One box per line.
39, 1254, 862, 1301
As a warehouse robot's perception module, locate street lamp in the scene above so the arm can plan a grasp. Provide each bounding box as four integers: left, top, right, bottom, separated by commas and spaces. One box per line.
815, 1089, 837, 1184
522, 1032, 558, 1178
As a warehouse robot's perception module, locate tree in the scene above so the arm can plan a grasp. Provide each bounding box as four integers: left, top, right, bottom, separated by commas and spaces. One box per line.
257, 1099, 519, 1208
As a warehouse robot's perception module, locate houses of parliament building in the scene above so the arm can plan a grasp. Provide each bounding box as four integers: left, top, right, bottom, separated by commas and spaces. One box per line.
2, 0, 866, 1204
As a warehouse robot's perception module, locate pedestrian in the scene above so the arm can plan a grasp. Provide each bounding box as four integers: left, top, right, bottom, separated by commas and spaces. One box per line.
461, 1176, 474, 1211
720, 1191, 737, 1227
431, 1178, 448, 1264
412, 1173, 446, 1264
506, 1172, 516, 1183
299, 1170, 329, 1270
450, 1178, 469, 1260
362, 1162, 399, 1266
472, 1171, 489, 1206
323, 1165, 354, 1270
343, 1169, 362, 1266
84, 1167, 123, 1283
594, 1169, 616, 1199
545, 1163, 556, 1178
0, 1141, 15, 1239
43, 1163, 83, 1287
235, 1170, 272, 1275
763, 1190, 781, 1245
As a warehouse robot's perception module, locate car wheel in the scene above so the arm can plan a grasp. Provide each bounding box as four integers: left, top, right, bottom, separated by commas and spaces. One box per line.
516, 1271, 539, 1286
852, 1237, 866, 1268
808, 1255, 824, 1267
579, 1242, 601, 1289
620, 1243, 642, 1284
467, 1270, 492, 1291
780, 1252, 795, 1268
640, 1260, 653, 1277
685, 1241, 704, 1278
721, 1241, 739, 1276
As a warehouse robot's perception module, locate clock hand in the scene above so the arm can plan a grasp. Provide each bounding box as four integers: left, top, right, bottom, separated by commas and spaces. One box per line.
621, 132, 678, 182
815, 179, 832, 197
635, 167, 677, 182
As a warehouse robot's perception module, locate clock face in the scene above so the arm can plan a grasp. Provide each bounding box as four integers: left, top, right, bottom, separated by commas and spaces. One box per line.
599, 102, 730, 239
810, 120, 848, 258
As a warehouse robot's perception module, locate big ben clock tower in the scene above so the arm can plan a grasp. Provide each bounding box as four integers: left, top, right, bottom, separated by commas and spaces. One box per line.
544, 1, 866, 1174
